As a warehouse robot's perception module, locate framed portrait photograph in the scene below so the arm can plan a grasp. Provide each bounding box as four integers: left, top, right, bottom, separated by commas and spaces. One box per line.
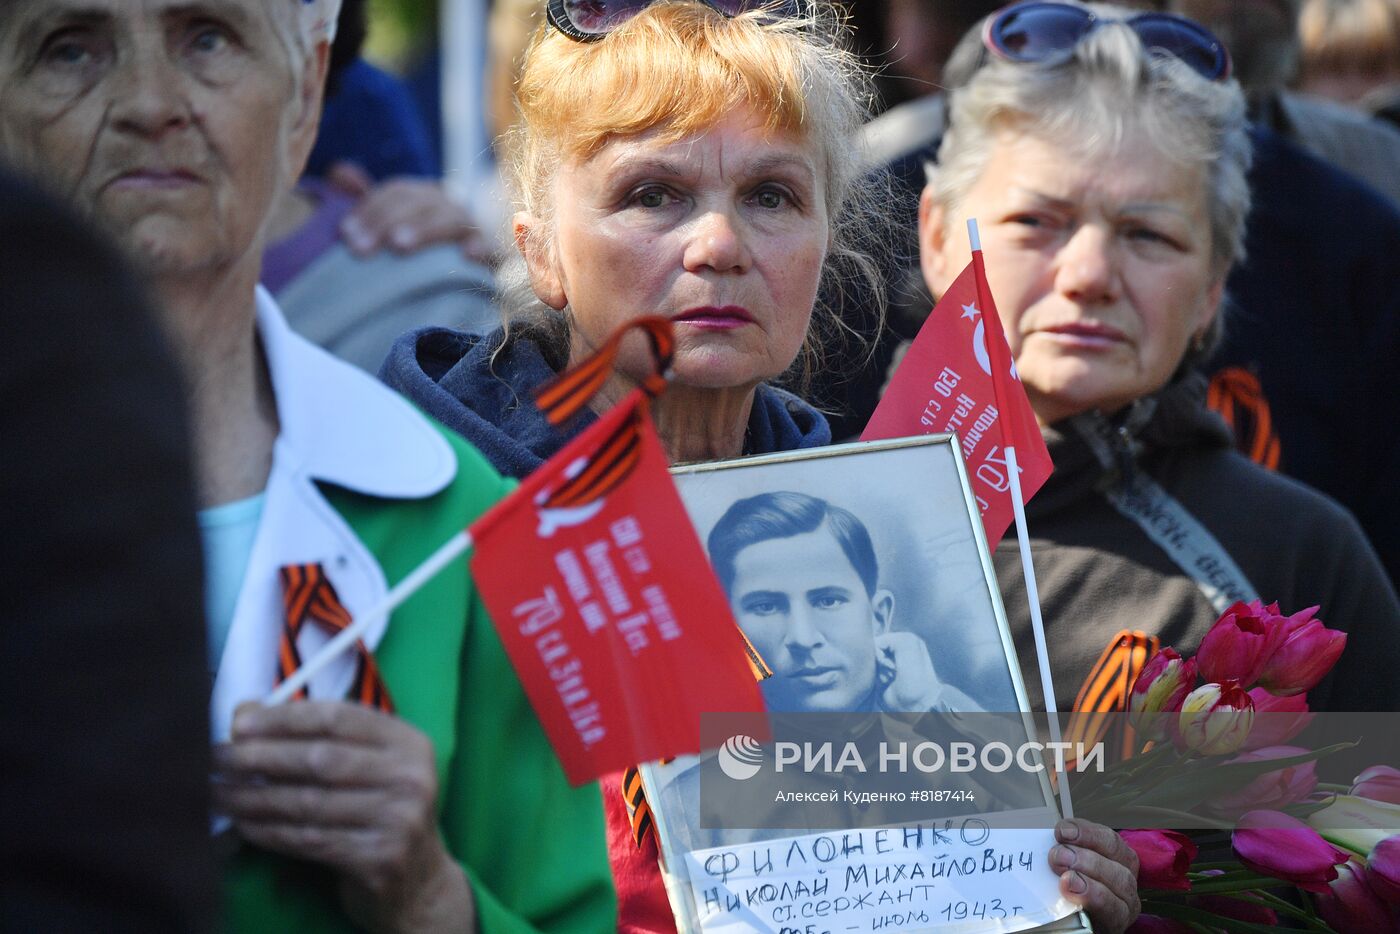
637, 435, 1091, 934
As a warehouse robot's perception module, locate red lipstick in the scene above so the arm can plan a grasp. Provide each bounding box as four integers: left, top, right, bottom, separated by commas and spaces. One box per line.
673, 305, 755, 331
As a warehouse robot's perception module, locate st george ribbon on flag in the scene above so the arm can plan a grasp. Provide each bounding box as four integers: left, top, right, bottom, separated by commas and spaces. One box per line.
267, 317, 766, 787
861, 245, 1053, 550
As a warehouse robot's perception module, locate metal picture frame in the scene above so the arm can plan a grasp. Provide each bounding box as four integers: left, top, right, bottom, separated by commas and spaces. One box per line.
638, 435, 1093, 933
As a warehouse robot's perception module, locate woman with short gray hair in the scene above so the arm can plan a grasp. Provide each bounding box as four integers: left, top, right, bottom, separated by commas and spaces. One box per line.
917, 1, 1400, 723
934, 1, 1252, 280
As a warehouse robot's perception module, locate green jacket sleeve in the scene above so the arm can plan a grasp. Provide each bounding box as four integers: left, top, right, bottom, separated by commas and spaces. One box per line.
442, 587, 617, 933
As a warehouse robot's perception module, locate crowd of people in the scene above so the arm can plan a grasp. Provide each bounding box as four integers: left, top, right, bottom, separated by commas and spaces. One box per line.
3, 0, 1398, 931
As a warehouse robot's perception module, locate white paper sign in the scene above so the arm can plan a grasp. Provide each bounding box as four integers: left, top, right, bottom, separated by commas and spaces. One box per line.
682, 823, 1077, 933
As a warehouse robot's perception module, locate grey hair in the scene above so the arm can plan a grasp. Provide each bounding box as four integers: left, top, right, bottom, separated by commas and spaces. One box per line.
268, 0, 307, 56
251, 0, 310, 92
495, 1, 894, 390
930, 1, 1253, 280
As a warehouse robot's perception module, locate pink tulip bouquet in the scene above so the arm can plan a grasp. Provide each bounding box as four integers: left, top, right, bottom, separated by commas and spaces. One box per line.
1063, 600, 1400, 932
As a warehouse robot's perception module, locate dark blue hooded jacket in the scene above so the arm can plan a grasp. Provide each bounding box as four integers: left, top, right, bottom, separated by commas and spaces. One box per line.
381, 326, 831, 479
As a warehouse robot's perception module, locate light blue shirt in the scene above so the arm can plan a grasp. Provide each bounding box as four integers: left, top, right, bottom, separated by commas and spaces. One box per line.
199, 493, 266, 673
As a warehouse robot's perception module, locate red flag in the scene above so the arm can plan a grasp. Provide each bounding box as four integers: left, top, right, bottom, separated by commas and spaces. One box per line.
862, 256, 1052, 549
467, 320, 765, 785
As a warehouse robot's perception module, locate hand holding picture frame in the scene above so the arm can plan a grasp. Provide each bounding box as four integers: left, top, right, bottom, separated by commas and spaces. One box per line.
638, 436, 1093, 933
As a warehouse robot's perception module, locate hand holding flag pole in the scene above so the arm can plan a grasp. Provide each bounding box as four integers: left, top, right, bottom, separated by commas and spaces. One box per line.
267, 316, 676, 708
265, 317, 761, 787
967, 219, 1073, 820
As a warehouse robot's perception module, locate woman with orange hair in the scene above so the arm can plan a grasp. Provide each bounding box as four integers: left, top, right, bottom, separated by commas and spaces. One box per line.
387, 0, 881, 471
384, 2, 1142, 930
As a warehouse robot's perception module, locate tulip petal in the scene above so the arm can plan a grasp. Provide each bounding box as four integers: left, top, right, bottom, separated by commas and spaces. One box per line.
1353, 766, 1400, 806
1120, 829, 1197, 891
1368, 835, 1400, 906
1315, 858, 1400, 934
1208, 746, 1318, 818
1232, 810, 1349, 894
1256, 622, 1347, 697
1241, 688, 1312, 750
1178, 682, 1254, 756
1197, 609, 1279, 686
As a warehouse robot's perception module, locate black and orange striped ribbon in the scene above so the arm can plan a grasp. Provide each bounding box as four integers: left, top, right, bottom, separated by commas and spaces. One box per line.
1206, 366, 1281, 471
529, 316, 676, 511
539, 404, 649, 511
1065, 629, 1159, 763
622, 765, 658, 849
276, 563, 395, 713
534, 315, 675, 426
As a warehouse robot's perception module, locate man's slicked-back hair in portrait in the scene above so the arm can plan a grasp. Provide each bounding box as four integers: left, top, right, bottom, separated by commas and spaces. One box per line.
707, 491, 879, 597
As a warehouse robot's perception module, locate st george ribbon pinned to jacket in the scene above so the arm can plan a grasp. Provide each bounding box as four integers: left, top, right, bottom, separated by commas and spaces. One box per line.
861, 255, 1053, 550
276, 563, 394, 712
470, 316, 766, 785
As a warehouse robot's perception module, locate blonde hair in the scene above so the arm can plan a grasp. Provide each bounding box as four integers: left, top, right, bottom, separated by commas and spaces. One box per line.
1299, 0, 1400, 80
497, 1, 888, 386
931, 2, 1252, 277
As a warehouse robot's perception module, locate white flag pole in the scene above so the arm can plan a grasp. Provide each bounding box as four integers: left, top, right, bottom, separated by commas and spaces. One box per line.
967, 219, 1074, 820
265, 529, 475, 706
1002, 446, 1074, 820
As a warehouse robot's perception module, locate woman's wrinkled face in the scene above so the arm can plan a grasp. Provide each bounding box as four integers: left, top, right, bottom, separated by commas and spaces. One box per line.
0, 0, 316, 275
519, 107, 830, 392
923, 130, 1224, 425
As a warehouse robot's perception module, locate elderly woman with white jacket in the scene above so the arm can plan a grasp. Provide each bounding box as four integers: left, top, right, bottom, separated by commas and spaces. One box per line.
0, 1, 613, 930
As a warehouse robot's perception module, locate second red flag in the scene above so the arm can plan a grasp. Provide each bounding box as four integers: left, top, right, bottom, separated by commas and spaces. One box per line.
862, 259, 1053, 549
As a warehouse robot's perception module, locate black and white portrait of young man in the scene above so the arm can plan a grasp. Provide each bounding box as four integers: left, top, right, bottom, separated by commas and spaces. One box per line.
707, 490, 985, 714
677, 439, 1025, 717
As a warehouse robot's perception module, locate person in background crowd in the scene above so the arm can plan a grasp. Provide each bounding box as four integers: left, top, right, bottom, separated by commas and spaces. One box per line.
304, 0, 493, 267
1297, 0, 1400, 122
487, 0, 542, 146
1157, 0, 1400, 591
862, 0, 999, 170
1166, 0, 1400, 204
384, 3, 1143, 931
262, 0, 497, 373
0, 168, 215, 934
919, 1, 1400, 716
832, 1, 1400, 594
804, 0, 1003, 442
0, 0, 613, 929
303, 0, 437, 179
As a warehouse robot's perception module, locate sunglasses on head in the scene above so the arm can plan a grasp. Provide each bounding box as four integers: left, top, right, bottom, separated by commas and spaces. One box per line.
546, 0, 799, 42
983, 1, 1231, 82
